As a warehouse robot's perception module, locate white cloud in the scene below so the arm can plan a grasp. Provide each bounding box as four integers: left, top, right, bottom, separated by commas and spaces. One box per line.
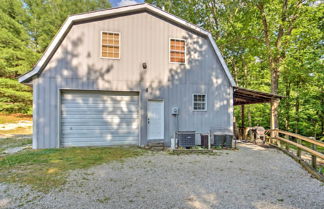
118, 0, 138, 7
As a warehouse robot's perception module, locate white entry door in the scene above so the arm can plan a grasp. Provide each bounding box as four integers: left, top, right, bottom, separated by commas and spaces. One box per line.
147, 100, 164, 140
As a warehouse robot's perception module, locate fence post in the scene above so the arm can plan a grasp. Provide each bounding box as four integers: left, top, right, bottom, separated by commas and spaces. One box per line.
276, 130, 281, 147
271, 129, 280, 146
241, 105, 245, 140
297, 139, 301, 158
285, 134, 289, 151
245, 128, 251, 142
311, 144, 317, 169
270, 130, 274, 144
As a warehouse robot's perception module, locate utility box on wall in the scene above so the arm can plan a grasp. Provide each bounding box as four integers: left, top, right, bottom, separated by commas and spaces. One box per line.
171, 107, 179, 115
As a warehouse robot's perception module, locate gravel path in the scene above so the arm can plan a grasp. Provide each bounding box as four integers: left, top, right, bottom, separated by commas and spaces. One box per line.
1, 143, 323, 209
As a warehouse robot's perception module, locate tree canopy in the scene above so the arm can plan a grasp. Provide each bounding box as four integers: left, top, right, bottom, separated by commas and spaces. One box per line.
146, 0, 323, 138
0, 0, 111, 113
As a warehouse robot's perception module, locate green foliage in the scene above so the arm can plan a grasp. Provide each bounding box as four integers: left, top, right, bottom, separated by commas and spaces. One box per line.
0, 73, 33, 114
0, 0, 111, 113
146, 0, 323, 139
23, 0, 111, 52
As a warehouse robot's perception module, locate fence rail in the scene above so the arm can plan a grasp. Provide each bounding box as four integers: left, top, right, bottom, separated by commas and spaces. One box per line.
266, 129, 324, 170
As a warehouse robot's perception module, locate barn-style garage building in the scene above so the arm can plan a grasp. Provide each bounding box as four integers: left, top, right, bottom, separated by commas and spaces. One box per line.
19, 3, 237, 149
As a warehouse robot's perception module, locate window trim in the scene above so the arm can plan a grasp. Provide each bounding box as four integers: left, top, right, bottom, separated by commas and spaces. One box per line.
100, 31, 121, 60
169, 38, 186, 64
192, 93, 207, 111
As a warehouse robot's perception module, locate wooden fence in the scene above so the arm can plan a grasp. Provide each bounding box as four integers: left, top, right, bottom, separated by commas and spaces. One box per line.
266, 129, 324, 170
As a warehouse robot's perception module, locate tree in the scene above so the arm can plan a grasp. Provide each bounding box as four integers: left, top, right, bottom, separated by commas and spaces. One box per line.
23, 0, 111, 53
0, 0, 37, 113
0, 0, 111, 113
146, 0, 323, 138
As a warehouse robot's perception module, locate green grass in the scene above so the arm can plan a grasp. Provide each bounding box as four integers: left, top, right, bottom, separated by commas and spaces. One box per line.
0, 137, 32, 153
97, 196, 111, 203
0, 146, 147, 192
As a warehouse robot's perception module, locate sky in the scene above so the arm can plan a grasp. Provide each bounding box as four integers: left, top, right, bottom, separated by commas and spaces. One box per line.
110, 0, 145, 7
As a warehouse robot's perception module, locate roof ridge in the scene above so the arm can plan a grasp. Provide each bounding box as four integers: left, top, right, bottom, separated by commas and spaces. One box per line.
18, 3, 236, 87
68, 3, 148, 18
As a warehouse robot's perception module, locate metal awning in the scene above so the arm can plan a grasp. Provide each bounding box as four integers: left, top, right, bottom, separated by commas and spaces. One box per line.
234, 87, 284, 106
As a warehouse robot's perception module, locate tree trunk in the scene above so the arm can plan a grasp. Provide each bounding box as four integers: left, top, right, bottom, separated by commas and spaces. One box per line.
248, 106, 252, 127
284, 82, 291, 132
321, 93, 324, 136
271, 67, 280, 94
295, 94, 300, 134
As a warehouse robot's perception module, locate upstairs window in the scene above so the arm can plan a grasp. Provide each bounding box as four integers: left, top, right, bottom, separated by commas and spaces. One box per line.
170, 39, 185, 63
101, 32, 120, 59
193, 94, 207, 111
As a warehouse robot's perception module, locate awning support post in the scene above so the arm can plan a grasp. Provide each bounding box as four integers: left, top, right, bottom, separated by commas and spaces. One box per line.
208, 130, 211, 150
241, 104, 245, 140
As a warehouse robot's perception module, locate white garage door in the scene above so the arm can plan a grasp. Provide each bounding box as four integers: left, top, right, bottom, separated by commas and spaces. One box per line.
61, 91, 139, 147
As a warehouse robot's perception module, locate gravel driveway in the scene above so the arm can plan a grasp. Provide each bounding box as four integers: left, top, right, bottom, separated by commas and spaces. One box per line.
1, 143, 323, 209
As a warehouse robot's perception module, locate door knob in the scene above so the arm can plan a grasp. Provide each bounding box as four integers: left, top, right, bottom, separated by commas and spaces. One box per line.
147, 118, 150, 124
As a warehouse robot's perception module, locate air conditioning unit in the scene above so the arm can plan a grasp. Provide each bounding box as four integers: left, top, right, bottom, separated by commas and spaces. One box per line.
214, 135, 226, 147
177, 131, 195, 147
224, 135, 233, 148
214, 134, 233, 148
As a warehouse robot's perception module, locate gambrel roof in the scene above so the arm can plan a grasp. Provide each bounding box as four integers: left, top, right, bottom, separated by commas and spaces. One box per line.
19, 3, 236, 86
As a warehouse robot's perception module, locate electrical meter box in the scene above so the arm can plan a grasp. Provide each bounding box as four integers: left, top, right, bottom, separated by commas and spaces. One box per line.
171, 107, 179, 115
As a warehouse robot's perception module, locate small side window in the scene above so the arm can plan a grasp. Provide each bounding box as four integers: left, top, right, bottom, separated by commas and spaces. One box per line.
170, 39, 185, 63
101, 32, 120, 59
193, 94, 207, 111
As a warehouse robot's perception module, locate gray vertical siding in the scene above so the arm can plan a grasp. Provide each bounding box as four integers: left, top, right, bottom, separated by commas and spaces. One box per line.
32, 78, 38, 149
33, 11, 233, 148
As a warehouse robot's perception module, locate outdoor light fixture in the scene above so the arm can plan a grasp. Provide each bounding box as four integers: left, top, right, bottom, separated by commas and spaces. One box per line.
142, 62, 147, 69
